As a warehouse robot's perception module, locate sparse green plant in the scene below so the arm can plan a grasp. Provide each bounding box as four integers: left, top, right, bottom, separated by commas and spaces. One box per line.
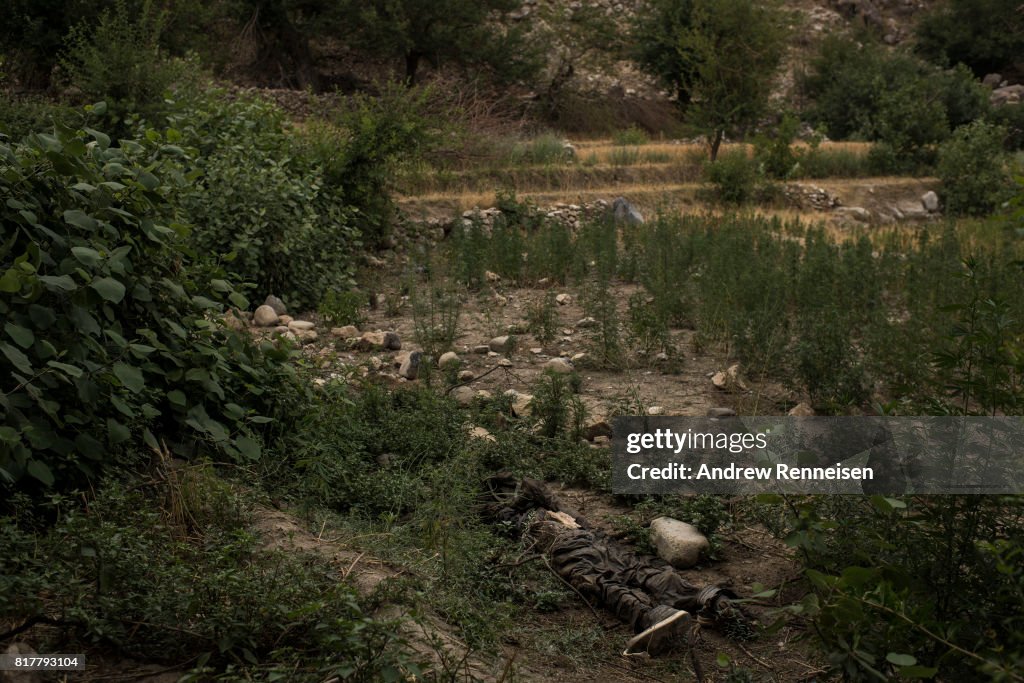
412, 282, 462, 358
609, 146, 641, 166
319, 289, 367, 328
528, 290, 559, 344
613, 126, 650, 146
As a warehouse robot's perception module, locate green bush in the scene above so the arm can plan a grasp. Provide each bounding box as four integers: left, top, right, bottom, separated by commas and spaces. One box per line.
158, 91, 360, 312
59, 0, 186, 129
0, 97, 81, 143
915, 0, 1024, 76
0, 120, 302, 493
703, 150, 770, 204
754, 113, 801, 179
937, 121, 1014, 216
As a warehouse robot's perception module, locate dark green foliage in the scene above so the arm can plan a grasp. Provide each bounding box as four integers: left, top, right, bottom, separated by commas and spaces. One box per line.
527, 290, 558, 344
336, 0, 540, 85
159, 91, 361, 311
937, 120, 1014, 216
530, 370, 585, 441
754, 113, 801, 179
0, 481, 413, 679
0, 121, 302, 492
703, 151, 761, 204
801, 37, 990, 170
319, 289, 367, 328
0, 97, 81, 143
915, 0, 1024, 76
0, 0, 109, 88
59, 0, 185, 128
633, 0, 787, 159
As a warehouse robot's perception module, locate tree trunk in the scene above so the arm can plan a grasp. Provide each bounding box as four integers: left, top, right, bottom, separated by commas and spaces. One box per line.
708, 129, 724, 161
405, 52, 421, 87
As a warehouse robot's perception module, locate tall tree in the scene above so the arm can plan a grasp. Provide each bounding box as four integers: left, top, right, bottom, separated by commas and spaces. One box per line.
337, 0, 539, 86
633, 0, 787, 160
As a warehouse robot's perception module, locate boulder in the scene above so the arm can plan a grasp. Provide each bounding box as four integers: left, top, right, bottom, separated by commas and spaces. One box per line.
543, 357, 574, 374
278, 314, 294, 325
467, 426, 496, 442
399, 351, 422, 380
457, 369, 476, 382
489, 335, 515, 354
356, 330, 402, 351
991, 84, 1024, 106
505, 390, 534, 417
921, 190, 940, 213
555, 293, 572, 305
451, 386, 476, 407
982, 73, 1003, 88
253, 305, 279, 327
438, 351, 460, 369
612, 196, 645, 225
650, 517, 710, 569
263, 294, 287, 316
331, 325, 360, 339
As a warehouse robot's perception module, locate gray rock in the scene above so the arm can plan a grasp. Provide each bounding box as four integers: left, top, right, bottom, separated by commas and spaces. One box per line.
612, 197, 645, 225
458, 369, 476, 382
706, 407, 737, 418
555, 293, 572, 305
383, 331, 402, 351
472, 345, 490, 354
543, 357, 574, 374
575, 317, 598, 328
835, 206, 871, 222
331, 325, 360, 338
585, 419, 612, 441
295, 329, 318, 344
451, 386, 476, 407
288, 320, 315, 331
438, 351, 460, 369
650, 517, 710, 569
505, 390, 534, 417
983, 73, 1003, 88
489, 335, 515, 354
253, 305, 279, 327
399, 351, 422, 380
991, 84, 1024, 106
263, 295, 287, 315
921, 190, 940, 212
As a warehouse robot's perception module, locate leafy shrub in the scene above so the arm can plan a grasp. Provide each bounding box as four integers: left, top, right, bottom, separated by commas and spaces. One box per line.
0, 120, 301, 493
319, 289, 367, 328
915, 0, 1024, 76
507, 133, 572, 165
937, 120, 1013, 216
754, 113, 801, 179
59, 0, 186, 129
613, 126, 650, 146
0, 97, 81, 143
162, 91, 360, 312
703, 150, 769, 205
0, 481, 413, 678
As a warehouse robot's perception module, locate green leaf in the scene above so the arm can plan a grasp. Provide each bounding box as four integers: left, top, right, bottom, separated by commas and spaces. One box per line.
167, 390, 187, 407
91, 277, 126, 303
1, 342, 33, 374
107, 418, 131, 444
39, 274, 77, 292
47, 361, 83, 378
886, 653, 917, 667
113, 362, 145, 393
235, 436, 261, 461
27, 460, 54, 486
0, 426, 20, 444
5, 323, 34, 349
71, 246, 102, 267
64, 209, 98, 231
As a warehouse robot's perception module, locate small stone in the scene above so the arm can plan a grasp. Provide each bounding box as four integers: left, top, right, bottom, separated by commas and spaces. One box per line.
473, 345, 490, 354
475, 389, 493, 401
593, 435, 611, 445
788, 401, 816, 417
489, 335, 515, 354
655, 352, 669, 362
376, 453, 393, 467
648, 406, 664, 416
331, 325, 360, 338
543, 357, 574, 374
921, 191, 940, 212
555, 293, 571, 305
458, 369, 476, 382
253, 305, 279, 327
562, 328, 573, 336
278, 314, 294, 325
399, 351, 422, 380
711, 364, 747, 391
263, 295, 287, 315
575, 317, 598, 328
468, 426, 496, 442
571, 352, 588, 363
223, 310, 247, 331
498, 358, 513, 367
650, 517, 710, 569
485, 270, 501, 283
273, 325, 290, 335
295, 329, 318, 344
505, 390, 533, 417
530, 347, 543, 354
438, 351, 460, 369
707, 407, 737, 418
288, 320, 315, 331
